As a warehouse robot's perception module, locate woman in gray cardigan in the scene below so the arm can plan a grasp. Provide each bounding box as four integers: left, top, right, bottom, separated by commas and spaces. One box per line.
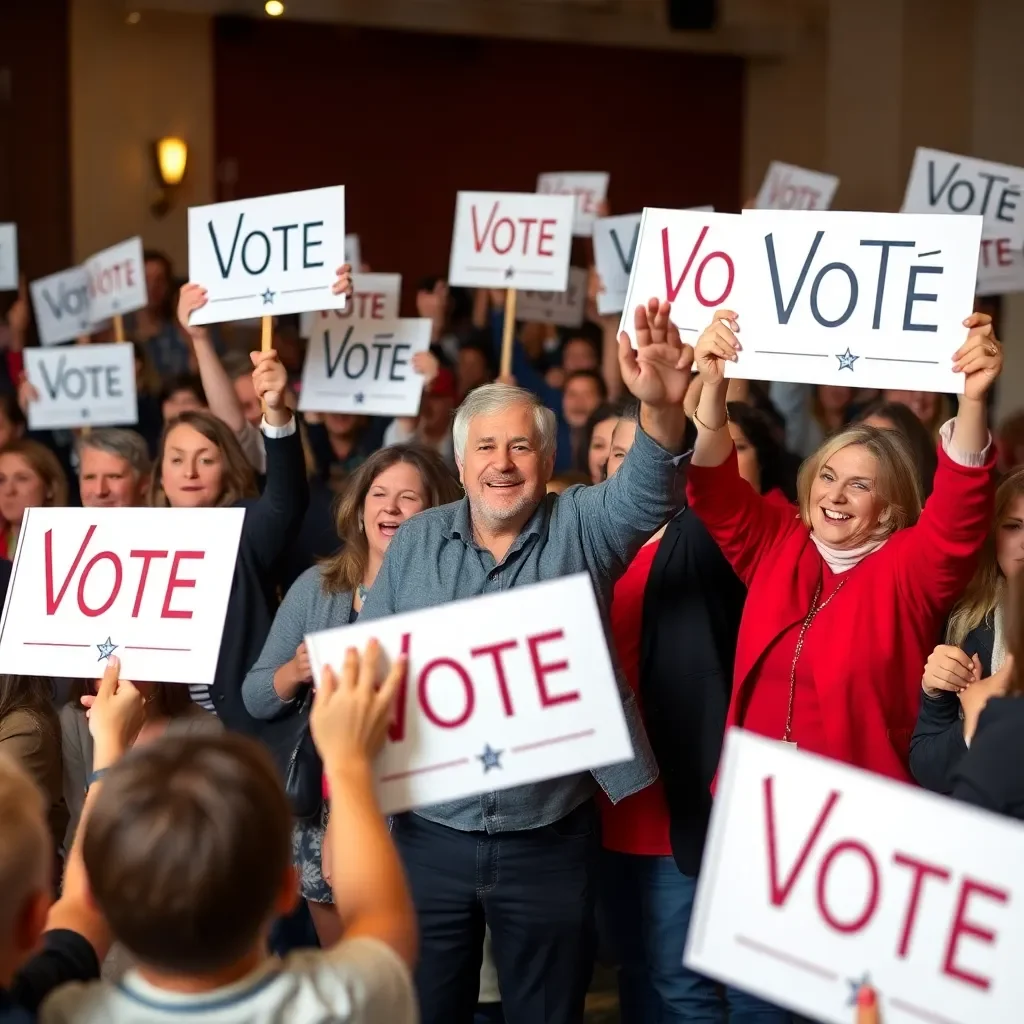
242, 442, 462, 943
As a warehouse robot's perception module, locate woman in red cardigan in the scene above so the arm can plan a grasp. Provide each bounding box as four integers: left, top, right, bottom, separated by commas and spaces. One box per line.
686, 309, 1001, 781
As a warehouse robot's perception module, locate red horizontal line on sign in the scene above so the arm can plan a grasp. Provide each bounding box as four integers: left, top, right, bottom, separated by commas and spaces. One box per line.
888, 998, 962, 1024
380, 757, 470, 783
511, 728, 595, 754
733, 934, 838, 981
123, 646, 191, 652
24, 642, 90, 648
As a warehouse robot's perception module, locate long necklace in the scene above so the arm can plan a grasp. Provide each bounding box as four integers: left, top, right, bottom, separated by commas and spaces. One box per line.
782, 576, 847, 747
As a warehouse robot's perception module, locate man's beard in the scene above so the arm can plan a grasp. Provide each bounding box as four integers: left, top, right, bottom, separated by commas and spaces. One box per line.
468, 477, 538, 525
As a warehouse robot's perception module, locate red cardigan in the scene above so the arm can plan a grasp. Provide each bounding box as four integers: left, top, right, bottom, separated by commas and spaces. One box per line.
686, 441, 995, 782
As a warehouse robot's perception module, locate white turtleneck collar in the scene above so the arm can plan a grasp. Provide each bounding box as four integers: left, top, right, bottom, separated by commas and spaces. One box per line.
809, 533, 887, 573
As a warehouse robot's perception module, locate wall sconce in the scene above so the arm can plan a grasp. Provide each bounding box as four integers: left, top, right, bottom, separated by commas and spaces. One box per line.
151, 136, 188, 217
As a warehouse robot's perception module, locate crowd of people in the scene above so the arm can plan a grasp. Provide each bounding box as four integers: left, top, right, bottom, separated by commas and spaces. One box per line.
0, 227, 1019, 1024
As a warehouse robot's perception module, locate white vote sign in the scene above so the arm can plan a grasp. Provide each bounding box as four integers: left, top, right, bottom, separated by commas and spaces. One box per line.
30, 266, 101, 346
345, 233, 361, 270
686, 730, 1024, 1024
727, 210, 982, 393
188, 185, 346, 326
299, 273, 401, 338
594, 213, 642, 316
298, 317, 431, 418
305, 574, 633, 816
85, 237, 146, 322
25, 344, 137, 431
618, 209, 745, 347
976, 237, 1024, 296
902, 148, 1024, 247
0, 507, 244, 684
448, 191, 575, 292
537, 171, 610, 237
755, 162, 839, 211
0, 224, 17, 291
516, 266, 588, 327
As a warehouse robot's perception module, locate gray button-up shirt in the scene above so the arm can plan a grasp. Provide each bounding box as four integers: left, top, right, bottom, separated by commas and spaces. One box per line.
360, 423, 682, 832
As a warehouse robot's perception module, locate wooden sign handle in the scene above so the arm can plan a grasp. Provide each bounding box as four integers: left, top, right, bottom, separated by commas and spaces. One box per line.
260, 315, 272, 416
113, 314, 125, 343
500, 288, 517, 380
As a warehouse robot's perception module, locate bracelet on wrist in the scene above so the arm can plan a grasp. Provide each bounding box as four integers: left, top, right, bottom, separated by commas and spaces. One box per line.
693, 408, 730, 432
87, 767, 110, 790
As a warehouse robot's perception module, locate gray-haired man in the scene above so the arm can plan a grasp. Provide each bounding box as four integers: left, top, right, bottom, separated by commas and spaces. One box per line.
76, 429, 151, 508
360, 300, 693, 1024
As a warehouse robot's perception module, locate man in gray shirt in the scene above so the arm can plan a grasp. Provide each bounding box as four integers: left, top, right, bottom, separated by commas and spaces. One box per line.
359, 300, 693, 1024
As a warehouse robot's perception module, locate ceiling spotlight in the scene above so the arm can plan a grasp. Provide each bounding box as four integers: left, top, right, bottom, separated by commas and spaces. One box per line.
126, 11, 141, 24
265, 1, 285, 15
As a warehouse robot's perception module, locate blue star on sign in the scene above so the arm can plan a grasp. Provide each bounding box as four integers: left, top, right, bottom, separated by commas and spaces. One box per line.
836, 348, 859, 371
96, 637, 118, 660
261, 288, 275, 305
504, 266, 515, 280
477, 744, 503, 772
354, 393, 365, 404
846, 972, 872, 1007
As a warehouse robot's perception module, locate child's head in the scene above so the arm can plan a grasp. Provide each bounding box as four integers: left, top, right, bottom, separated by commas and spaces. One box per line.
0, 754, 52, 974
83, 734, 296, 974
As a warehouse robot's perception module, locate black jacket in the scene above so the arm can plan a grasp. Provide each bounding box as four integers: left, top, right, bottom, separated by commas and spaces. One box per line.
207, 427, 309, 745
953, 696, 1024, 820
639, 509, 746, 877
909, 621, 994, 794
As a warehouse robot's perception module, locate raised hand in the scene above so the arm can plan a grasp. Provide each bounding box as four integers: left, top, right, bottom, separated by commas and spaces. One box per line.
411, 350, 439, 386
694, 310, 740, 385
87, 656, 146, 766
617, 298, 694, 408
176, 283, 210, 340
250, 348, 288, 414
332, 263, 354, 299
953, 312, 1003, 401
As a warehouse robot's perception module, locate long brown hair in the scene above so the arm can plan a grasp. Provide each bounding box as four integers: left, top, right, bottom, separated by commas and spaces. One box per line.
148, 411, 257, 508
947, 468, 1024, 647
0, 439, 69, 509
0, 675, 59, 742
319, 444, 462, 595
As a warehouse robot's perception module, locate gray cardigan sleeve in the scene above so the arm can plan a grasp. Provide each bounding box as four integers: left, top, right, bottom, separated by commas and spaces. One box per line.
242, 567, 333, 720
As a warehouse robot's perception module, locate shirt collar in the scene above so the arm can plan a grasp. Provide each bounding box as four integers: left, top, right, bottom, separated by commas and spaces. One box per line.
446, 495, 549, 550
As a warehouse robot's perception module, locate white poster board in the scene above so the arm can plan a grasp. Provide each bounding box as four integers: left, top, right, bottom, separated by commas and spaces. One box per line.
902, 148, 1024, 247
305, 574, 633, 815
515, 266, 588, 327
0, 224, 17, 291
85, 237, 147, 321
0, 507, 244, 684
299, 273, 401, 338
448, 191, 575, 291
298, 317, 431, 418
187, 185, 346, 326
726, 210, 982, 393
755, 162, 839, 211
30, 266, 100, 346
686, 729, 1024, 1024
976, 237, 1024, 297
618, 209, 745, 346
25, 344, 137, 431
593, 213, 642, 316
345, 233, 361, 270
536, 171, 610, 237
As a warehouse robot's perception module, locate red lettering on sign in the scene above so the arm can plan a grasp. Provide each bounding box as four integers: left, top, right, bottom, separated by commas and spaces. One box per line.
538, 219, 556, 257
418, 657, 475, 729
45, 525, 96, 614
528, 629, 577, 707
470, 203, 558, 258
941, 878, 1008, 991
815, 840, 880, 934
892, 853, 951, 958
161, 551, 204, 619
77, 551, 123, 617
129, 550, 168, 617
387, 632, 412, 743
470, 639, 518, 717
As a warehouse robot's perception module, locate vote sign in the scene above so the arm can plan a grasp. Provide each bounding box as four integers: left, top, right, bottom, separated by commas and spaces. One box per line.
304, 574, 634, 815
536, 171, 610, 237
902, 148, 1024, 247
516, 266, 588, 327
727, 210, 982, 393
188, 185, 346, 326
85, 237, 146, 322
0, 224, 17, 291
685, 730, 1024, 1024
298, 317, 431, 418
25, 344, 137, 431
755, 161, 839, 211
299, 273, 400, 338
976, 237, 1024, 297
30, 266, 102, 346
0, 507, 244, 684
345, 233, 361, 270
593, 213, 642, 316
618, 209, 745, 347
448, 191, 575, 292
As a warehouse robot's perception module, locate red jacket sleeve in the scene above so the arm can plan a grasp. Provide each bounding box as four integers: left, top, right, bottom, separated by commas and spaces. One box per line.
893, 440, 996, 615
7, 350, 23, 385
685, 447, 799, 587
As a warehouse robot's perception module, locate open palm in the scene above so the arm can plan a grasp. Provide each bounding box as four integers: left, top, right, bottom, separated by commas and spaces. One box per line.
618, 298, 694, 407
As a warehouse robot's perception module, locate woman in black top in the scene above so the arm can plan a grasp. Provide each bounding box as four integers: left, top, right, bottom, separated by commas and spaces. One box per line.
146, 350, 308, 745
910, 467, 1024, 793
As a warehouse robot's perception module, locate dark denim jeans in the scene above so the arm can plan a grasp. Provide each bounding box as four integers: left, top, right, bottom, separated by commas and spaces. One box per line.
392, 801, 598, 1024
598, 850, 792, 1023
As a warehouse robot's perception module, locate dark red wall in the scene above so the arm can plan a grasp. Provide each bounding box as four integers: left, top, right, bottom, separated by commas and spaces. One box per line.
213, 18, 744, 311
0, 0, 71, 299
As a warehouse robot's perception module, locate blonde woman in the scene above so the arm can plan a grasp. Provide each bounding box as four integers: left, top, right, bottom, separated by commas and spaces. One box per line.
910, 467, 1024, 792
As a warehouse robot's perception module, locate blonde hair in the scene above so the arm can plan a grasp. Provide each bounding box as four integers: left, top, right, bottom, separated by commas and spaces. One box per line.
947, 468, 1024, 647
797, 425, 923, 539
0, 753, 49, 932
